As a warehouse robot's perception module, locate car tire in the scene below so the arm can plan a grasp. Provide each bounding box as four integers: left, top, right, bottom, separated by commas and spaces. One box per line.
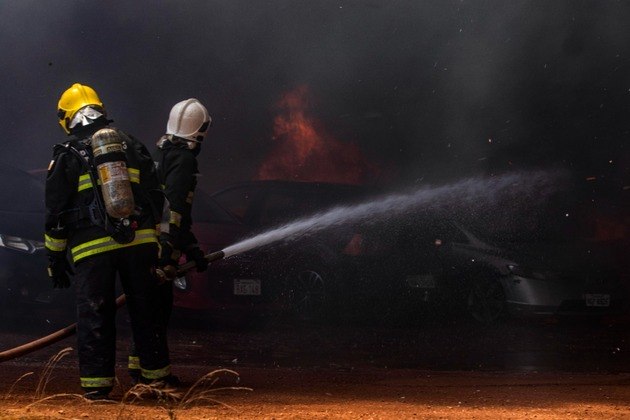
281, 256, 337, 323
466, 276, 506, 324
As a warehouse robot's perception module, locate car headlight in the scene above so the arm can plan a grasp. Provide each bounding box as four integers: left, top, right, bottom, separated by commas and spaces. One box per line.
507, 264, 547, 280
173, 276, 188, 290
0, 234, 44, 254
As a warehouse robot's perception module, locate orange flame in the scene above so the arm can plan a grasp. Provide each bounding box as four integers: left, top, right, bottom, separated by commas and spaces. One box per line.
256, 85, 378, 184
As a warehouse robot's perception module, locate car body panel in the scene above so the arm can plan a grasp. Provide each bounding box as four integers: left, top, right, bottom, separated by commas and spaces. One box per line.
397, 226, 627, 319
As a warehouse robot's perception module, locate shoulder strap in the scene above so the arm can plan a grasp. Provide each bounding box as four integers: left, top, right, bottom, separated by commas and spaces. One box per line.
63, 141, 109, 230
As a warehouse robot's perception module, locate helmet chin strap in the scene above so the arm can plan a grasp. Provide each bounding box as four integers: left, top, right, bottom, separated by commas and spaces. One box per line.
159, 135, 202, 154
191, 142, 202, 156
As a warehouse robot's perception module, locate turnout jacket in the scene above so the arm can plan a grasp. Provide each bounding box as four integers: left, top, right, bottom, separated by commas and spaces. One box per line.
45, 125, 163, 264
154, 138, 199, 251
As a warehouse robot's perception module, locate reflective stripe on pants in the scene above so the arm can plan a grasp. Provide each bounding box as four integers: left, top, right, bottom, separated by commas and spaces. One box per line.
141, 364, 172, 380
81, 377, 114, 388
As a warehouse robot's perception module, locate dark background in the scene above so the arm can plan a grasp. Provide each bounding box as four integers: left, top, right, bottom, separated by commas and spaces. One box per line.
0, 0, 628, 227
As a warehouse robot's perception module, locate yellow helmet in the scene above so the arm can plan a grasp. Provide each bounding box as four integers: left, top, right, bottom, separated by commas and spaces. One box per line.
57, 83, 104, 133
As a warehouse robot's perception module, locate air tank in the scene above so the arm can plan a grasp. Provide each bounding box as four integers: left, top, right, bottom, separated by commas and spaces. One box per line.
91, 128, 135, 219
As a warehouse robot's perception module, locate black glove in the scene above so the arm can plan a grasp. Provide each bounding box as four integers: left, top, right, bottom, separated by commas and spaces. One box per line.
47, 253, 73, 289
185, 246, 208, 273
158, 240, 180, 268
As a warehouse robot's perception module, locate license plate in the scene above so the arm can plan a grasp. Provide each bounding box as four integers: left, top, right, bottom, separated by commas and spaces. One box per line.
234, 279, 261, 296
584, 293, 610, 307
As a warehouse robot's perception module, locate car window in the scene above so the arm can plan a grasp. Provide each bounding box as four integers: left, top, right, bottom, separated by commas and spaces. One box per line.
258, 190, 312, 226
192, 191, 239, 224
211, 187, 256, 222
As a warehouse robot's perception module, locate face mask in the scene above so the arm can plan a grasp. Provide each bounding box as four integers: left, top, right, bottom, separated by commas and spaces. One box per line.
69, 106, 103, 129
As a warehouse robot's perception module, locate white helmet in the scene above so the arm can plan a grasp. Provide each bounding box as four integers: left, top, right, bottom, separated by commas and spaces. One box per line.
166, 98, 211, 143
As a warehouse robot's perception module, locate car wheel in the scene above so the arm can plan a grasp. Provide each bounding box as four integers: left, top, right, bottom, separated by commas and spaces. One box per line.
466, 276, 506, 323
282, 257, 335, 322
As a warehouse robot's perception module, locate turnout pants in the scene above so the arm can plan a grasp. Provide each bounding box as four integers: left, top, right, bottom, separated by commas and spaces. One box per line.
73, 243, 170, 391
128, 280, 173, 378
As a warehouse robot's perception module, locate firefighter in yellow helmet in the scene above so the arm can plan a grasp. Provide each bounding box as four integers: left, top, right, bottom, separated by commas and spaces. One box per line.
45, 83, 173, 399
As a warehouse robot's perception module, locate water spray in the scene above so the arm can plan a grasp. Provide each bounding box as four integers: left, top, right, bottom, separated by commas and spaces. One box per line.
159, 169, 559, 280
216, 169, 560, 258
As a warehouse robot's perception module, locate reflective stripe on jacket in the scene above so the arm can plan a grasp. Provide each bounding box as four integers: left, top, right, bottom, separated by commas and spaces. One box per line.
70, 228, 157, 263
44, 234, 67, 252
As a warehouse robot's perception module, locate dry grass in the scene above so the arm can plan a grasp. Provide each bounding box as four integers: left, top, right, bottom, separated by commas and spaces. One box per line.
34, 346, 73, 398
3, 347, 74, 406
3, 371, 33, 400
178, 368, 251, 409
6, 349, 252, 419
117, 368, 253, 418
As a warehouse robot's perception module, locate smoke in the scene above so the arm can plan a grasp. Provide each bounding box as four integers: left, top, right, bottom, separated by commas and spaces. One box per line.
0, 1, 627, 194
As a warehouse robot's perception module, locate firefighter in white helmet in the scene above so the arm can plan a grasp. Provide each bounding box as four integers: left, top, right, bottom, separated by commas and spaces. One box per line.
45, 83, 173, 399
127, 98, 211, 380
156, 98, 211, 271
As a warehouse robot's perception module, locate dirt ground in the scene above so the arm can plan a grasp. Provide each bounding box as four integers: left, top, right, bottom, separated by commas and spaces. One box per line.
1, 364, 629, 419
1, 312, 629, 419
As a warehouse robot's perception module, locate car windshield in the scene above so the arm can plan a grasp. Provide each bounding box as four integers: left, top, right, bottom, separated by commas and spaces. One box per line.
210, 182, 377, 227
210, 185, 257, 222
192, 190, 240, 224
257, 185, 374, 226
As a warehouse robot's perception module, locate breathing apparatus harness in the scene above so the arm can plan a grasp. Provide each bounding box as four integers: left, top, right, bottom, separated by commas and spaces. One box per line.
57, 135, 138, 244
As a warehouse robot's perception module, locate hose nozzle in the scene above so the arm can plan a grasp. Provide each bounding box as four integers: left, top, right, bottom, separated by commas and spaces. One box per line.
205, 250, 225, 263
156, 250, 226, 283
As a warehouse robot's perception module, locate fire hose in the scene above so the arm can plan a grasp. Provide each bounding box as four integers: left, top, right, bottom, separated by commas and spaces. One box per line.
0, 251, 225, 363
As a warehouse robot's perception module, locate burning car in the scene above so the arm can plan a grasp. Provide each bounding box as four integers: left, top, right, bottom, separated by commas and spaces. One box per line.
174, 180, 628, 324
